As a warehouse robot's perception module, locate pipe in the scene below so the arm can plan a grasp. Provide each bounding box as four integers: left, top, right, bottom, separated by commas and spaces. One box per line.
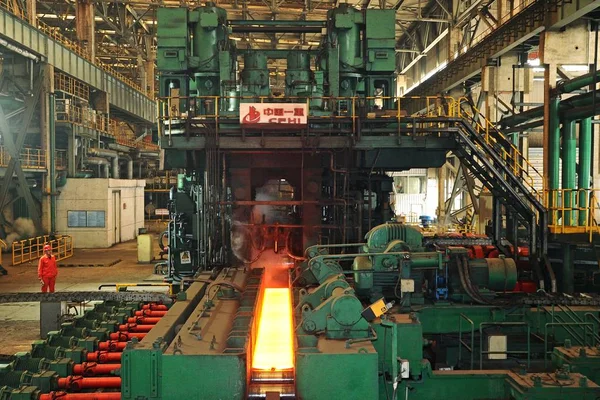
72, 363, 121, 376
98, 341, 127, 352
562, 120, 576, 227
556, 69, 600, 95
107, 143, 132, 153
141, 304, 168, 310
84, 157, 110, 178
0, 37, 39, 61
109, 332, 147, 341
88, 148, 119, 178
578, 118, 592, 226
549, 97, 561, 211
137, 150, 160, 159
49, 93, 57, 233
127, 317, 162, 324
134, 310, 167, 317
40, 393, 121, 400
57, 376, 122, 390
121, 155, 134, 179
118, 323, 155, 332
87, 351, 123, 363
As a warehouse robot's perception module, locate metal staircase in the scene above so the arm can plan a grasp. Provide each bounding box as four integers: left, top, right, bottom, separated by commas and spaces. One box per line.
448, 102, 548, 262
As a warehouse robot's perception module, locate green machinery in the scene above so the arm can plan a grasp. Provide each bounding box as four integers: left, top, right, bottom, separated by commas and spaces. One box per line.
157, 3, 396, 112
116, 222, 600, 399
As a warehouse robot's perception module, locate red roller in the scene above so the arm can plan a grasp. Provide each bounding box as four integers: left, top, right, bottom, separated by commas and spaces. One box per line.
109, 332, 146, 341
134, 310, 167, 317
72, 362, 121, 376
118, 323, 155, 333
127, 317, 162, 325
141, 304, 167, 311
40, 392, 121, 400
57, 376, 121, 391
98, 341, 127, 352
87, 351, 123, 363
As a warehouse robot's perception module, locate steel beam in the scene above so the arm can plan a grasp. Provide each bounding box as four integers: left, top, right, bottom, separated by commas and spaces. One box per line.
0, 8, 155, 124
0, 68, 45, 233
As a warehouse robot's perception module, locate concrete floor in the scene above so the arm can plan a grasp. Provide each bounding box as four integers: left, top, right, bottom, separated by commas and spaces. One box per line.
0, 237, 164, 356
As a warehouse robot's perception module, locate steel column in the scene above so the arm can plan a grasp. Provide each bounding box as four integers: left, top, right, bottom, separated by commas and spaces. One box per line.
562, 119, 577, 227
0, 68, 45, 233
578, 118, 592, 226
548, 97, 561, 211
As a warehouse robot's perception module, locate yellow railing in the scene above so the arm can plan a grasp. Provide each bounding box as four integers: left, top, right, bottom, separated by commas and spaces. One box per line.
545, 189, 600, 239
0, 146, 68, 170
0, 2, 148, 97
56, 103, 111, 134
0, 238, 7, 266
55, 72, 90, 100
455, 97, 544, 203
12, 235, 74, 265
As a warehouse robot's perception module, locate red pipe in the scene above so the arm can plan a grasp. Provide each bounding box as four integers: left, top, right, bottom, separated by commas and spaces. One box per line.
87, 351, 122, 363
118, 323, 155, 333
109, 332, 146, 341
72, 362, 121, 376
98, 341, 127, 352
57, 376, 121, 391
127, 317, 162, 325
141, 304, 167, 311
40, 392, 121, 400
134, 310, 167, 317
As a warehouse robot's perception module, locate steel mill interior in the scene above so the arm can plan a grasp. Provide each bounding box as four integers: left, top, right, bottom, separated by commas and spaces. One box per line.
4, 0, 600, 399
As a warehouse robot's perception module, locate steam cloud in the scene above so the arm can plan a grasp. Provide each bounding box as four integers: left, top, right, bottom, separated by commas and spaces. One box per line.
4, 217, 36, 247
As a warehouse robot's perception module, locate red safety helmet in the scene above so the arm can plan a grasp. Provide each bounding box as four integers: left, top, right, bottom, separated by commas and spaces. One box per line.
43, 245, 51, 251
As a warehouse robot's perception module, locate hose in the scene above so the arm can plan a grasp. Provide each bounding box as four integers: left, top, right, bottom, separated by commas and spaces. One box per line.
455, 254, 487, 305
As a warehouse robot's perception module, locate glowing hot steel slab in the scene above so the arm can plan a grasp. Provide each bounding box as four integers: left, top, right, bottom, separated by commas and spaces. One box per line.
252, 288, 294, 370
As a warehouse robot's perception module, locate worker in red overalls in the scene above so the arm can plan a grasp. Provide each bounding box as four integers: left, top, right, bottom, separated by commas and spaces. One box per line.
38, 244, 58, 293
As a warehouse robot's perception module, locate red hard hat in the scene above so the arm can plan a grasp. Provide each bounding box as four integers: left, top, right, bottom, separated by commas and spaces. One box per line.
43, 245, 51, 251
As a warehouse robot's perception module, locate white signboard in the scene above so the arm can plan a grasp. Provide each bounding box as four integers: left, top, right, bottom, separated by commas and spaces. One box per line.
239, 103, 308, 126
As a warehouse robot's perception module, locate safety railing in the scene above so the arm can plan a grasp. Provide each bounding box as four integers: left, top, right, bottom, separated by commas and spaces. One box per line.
0, 0, 23, 19
458, 313, 475, 370
12, 235, 73, 265
0, 238, 7, 267
0, 2, 148, 96
55, 72, 90, 100
545, 189, 600, 238
450, 0, 537, 64
56, 103, 111, 134
456, 97, 543, 203
146, 171, 178, 192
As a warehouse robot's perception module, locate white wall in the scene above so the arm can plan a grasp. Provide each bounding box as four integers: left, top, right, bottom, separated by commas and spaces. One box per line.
56, 178, 146, 248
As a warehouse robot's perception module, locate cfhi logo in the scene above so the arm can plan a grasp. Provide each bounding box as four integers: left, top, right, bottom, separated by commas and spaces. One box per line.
242, 106, 261, 124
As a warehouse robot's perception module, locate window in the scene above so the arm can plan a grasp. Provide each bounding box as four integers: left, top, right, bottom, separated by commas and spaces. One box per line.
394, 176, 426, 194
68, 211, 105, 228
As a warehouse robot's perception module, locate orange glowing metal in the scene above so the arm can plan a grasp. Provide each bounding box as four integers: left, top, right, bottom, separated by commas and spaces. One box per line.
252, 288, 294, 370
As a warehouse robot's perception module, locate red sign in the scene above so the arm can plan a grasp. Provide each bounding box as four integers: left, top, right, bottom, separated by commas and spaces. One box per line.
240, 103, 308, 126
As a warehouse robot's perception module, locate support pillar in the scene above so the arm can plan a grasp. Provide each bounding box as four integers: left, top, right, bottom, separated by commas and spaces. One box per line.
548, 96, 560, 218
75, 0, 95, 60
26, 0, 36, 26
562, 120, 576, 227
578, 118, 592, 226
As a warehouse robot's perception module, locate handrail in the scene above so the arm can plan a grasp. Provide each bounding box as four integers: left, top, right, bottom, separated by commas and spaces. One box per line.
12, 235, 74, 265
545, 189, 600, 237
0, 2, 149, 97
456, 97, 543, 203
458, 313, 475, 369
0, 146, 69, 170
544, 322, 594, 367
